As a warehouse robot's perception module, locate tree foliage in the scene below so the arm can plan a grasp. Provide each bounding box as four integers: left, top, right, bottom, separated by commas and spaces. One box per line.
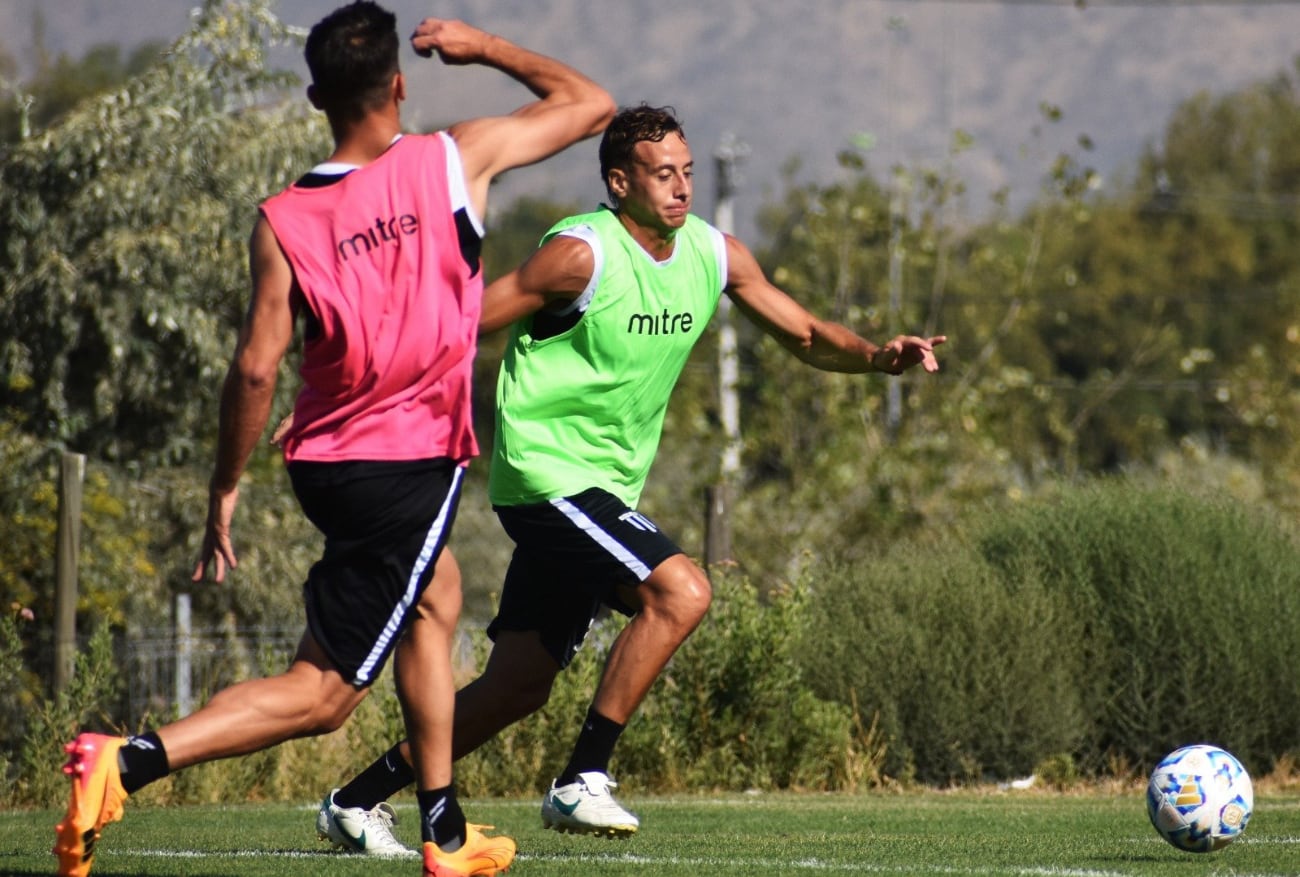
0, 37, 168, 143
5, 0, 1300, 779
0, 0, 325, 465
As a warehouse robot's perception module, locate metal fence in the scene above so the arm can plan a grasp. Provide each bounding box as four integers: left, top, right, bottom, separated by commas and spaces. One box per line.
123, 625, 302, 722
121, 617, 482, 724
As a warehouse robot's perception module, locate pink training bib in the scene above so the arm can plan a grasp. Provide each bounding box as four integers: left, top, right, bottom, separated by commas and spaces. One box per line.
261, 133, 482, 464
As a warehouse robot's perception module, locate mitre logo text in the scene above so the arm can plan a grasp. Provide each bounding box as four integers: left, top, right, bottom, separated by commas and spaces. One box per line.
337, 214, 419, 261
626, 309, 694, 336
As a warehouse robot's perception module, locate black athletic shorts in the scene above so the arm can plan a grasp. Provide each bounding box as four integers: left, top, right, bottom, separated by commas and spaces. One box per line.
288, 457, 464, 687
487, 487, 683, 669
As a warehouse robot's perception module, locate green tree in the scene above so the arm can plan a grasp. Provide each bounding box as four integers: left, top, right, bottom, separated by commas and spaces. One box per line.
1132, 67, 1300, 476
0, 40, 167, 143
0, 0, 324, 466
0, 1, 325, 662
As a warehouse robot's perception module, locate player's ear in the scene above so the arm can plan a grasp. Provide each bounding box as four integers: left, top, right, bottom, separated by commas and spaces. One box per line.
608, 167, 628, 200
306, 83, 323, 110
392, 71, 406, 103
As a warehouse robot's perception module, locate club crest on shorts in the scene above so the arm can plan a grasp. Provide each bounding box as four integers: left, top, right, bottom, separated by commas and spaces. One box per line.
618, 511, 657, 533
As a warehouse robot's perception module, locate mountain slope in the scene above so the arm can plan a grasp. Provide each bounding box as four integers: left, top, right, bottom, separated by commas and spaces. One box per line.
4, 0, 1300, 236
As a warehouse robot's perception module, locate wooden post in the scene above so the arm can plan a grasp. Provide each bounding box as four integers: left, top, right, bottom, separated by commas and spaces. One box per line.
54, 451, 85, 693
704, 482, 733, 568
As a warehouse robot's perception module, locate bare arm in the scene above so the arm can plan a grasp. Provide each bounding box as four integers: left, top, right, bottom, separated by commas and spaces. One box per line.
724, 234, 945, 374
193, 216, 296, 583
479, 234, 594, 337
410, 19, 615, 219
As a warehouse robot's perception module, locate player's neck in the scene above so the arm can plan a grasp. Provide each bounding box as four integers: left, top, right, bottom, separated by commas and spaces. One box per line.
616, 211, 678, 262
325, 111, 403, 167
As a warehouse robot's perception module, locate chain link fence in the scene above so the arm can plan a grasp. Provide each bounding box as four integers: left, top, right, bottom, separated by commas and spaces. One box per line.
122, 622, 481, 725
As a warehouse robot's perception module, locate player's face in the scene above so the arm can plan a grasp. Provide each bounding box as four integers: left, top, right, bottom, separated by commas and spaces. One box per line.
614, 133, 694, 233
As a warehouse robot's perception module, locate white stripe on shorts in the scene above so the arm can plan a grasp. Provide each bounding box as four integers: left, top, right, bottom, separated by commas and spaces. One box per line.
550, 496, 653, 580
353, 464, 465, 686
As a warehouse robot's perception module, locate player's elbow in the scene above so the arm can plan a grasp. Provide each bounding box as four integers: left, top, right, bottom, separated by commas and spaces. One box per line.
588, 90, 617, 134
567, 87, 616, 139
232, 357, 279, 393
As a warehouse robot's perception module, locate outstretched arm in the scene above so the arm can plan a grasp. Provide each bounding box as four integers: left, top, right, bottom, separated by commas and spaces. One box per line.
193, 216, 296, 583
724, 234, 945, 375
411, 19, 615, 219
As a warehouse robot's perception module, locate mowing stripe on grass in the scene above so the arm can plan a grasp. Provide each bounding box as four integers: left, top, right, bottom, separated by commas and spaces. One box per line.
519, 851, 1134, 876
120, 848, 1131, 876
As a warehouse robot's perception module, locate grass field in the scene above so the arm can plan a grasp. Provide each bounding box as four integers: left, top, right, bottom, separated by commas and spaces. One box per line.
2, 790, 1298, 876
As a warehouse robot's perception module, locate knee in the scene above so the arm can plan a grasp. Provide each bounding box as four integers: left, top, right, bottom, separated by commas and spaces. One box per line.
648, 565, 712, 630
306, 686, 364, 735
507, 673, 555, 718
472, 632, 560, 722
680, 571, 713, 626
312, 704, 353, 734
487, 657, 557, 718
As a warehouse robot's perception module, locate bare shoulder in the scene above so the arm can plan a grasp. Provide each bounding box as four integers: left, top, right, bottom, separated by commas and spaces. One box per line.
521, 232, 596, 296
723, 232, 763, 287
249, 215, 286, 269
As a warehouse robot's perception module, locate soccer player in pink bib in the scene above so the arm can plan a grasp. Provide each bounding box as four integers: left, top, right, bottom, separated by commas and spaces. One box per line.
52, 4, 613, 877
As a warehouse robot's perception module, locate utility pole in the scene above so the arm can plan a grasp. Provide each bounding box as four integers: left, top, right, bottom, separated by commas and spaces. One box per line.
886, 172, 905, 438
705, 133, 748, 569
885, 15, 908, 440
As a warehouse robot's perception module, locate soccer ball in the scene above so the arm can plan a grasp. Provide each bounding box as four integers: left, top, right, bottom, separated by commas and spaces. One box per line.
1146, 744, 1253, 853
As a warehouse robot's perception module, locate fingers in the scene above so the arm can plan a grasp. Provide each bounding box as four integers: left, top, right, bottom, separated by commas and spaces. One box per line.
192, 552, 223, 584
410, 18, 443, 58
192, 551, 223, 584
194, 546, 235, 583
192, 528, 237, 583
409, 18, 487, 63
269, 413, 293, 447
879, 334, 946, 374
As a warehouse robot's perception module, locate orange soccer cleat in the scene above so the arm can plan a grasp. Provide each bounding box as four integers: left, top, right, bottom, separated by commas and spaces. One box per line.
421, 823, 516, 877
53, 733, 129, 877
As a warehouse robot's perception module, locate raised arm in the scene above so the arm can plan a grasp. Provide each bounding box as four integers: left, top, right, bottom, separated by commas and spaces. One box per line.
724, 234, 945, 375
410, 19, 615, 218
479, 234, 594, 337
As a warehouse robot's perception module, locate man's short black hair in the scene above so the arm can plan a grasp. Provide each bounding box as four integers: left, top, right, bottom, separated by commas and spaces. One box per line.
305, 1, 400, 118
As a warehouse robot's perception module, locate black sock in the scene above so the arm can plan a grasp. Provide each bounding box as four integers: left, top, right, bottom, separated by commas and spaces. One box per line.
334, 743, 415, 810
118, 732, 169, 795
417, 784, 466, 851
556, 708, 625, 786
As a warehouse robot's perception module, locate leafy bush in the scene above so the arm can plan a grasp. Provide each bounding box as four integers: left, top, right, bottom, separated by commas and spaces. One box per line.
798, 538, 1086, 784
12, 480, 1299, 804
4, 622, 121, 807
457, 569, 878, 796
799, 480, 1300, 784
972, 480, 1300, 773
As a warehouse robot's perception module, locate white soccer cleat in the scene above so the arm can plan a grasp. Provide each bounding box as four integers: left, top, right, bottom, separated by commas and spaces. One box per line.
541, 771, 639, 838
316, 788, 417, 858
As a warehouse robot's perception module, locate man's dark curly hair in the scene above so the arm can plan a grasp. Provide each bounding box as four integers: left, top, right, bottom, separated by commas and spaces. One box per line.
599, 104, 685, 202
305, 1, 400, 119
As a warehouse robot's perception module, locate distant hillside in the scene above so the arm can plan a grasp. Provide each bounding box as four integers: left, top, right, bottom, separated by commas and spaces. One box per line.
5, 0, 1300, 237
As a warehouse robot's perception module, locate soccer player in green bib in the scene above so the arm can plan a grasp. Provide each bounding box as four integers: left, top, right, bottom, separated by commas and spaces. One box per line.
316, 104, 945, 848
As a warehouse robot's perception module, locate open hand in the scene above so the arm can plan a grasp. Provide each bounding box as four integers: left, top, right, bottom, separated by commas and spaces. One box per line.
871, 335, 947, 375
192, 485, 240, 583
